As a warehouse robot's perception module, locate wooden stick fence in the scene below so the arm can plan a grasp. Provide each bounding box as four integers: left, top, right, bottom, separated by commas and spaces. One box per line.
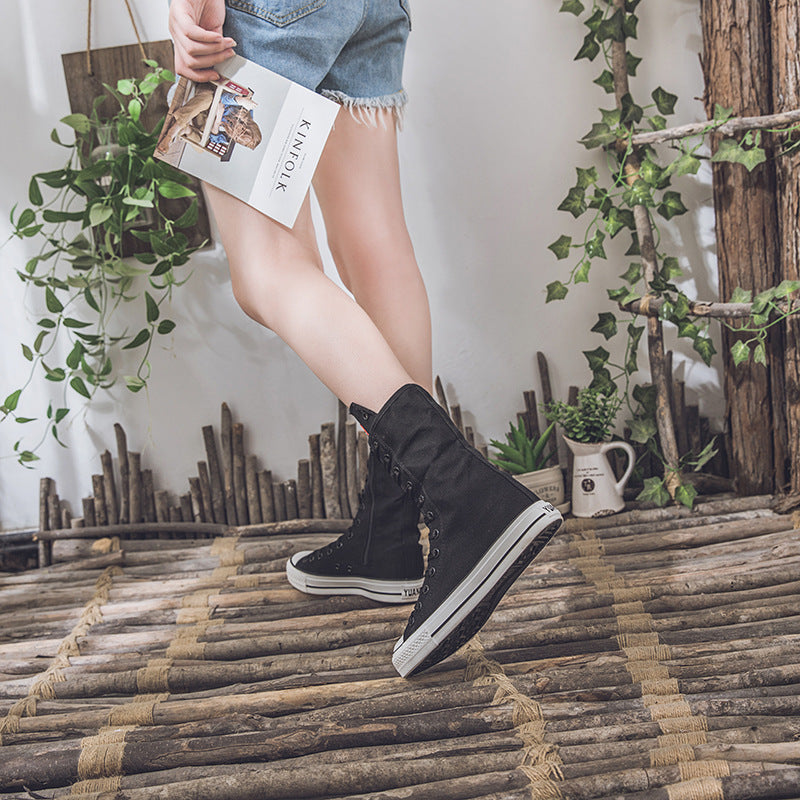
2, 493, 798, 798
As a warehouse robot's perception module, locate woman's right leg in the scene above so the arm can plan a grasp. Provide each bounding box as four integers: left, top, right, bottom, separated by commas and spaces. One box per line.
203, 183, 413, 412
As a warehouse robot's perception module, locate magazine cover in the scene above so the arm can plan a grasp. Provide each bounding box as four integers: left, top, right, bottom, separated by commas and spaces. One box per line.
155, 55, 339, 228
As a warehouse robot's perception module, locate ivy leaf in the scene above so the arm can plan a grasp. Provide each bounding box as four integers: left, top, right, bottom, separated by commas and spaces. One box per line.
675, 482, 698, 509
714, 104, 734, 122
661, 256, 683, 280
637, 476, 671, 506
546, 281, 569, 302
665, 152, 701, 178
651, 86, 678, 116
604, 207, 625, 237
575, 166, 599, 189
600, 107, 622, 128
596, 9, 625, 42
620, 262, 641, 284
694, 336, 716, 366
70, 376, 91, 398
584, 9, 604, 32
583, 346, 610, 372
649, 115, 667, 131
594, 70, 615, 94
574, 260, 591, 283
677, 319, 699, 339
657, 190, 688, 220
629, 416, 657, 444
591, 312, 618, 340
589, 368, 616, 395
622, 179, 654, 208
580, 122, 617, 150
558, 186, 587, 218
620, 93, 643, 125
712, 138, 768, 172
585, 230, 606, 259
753, 341, 767, 366
548, 235, 572, 260
559, 0, 584, 14
626, 52, 642, 76
775, 279, 800, 298
607, 286, 630, 302
575, 33, 600, 61
731, 340, 750, 366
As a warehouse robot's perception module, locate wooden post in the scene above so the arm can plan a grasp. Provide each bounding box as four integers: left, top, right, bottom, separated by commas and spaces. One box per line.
701, 0, 782, 494
337, 400, 350, 518
258, 470, 276, 523
38, 477, 53, 567
284, 480, 299, 520
297, 459, 311, 518
357, 429, 369, 488
92, 474, 108, 527
129, 452, 143, 524
538, 352, 564, 468
202, 425, 226, 524
189, 477, 205, 522
245, 454, 261, 525
434, 375, 450, 415
155, 490, 170, 524
345, 421, 359, 513
179, 493, 193, 524
450, 404, 464, 435
142, 468, 156, 524
771, 0, 800, 493
198, 462, 214, 525
273, 481, 287, 522
232, 422, 248, 525
220, 404, 238, 526
309, 433, 325, 519
114, 423, 129, 525
523, 390, 540, 441
82, 496, 96, 528
320, 422, 341, 519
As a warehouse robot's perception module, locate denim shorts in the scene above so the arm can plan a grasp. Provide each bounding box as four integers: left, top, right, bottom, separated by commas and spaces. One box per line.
223, 0, 411, 121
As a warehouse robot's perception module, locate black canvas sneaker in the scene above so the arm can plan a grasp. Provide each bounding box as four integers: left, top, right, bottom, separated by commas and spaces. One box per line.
286, 448, 424, 603
350, 383, 563, 677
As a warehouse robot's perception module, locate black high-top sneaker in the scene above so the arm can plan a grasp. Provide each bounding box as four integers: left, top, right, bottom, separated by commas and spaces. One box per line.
350, 383, 563, 677
285, 449, 424, 603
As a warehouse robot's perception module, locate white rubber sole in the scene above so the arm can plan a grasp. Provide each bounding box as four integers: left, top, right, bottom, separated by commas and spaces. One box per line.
392, 500, 563, 677
286, 552, 424, 604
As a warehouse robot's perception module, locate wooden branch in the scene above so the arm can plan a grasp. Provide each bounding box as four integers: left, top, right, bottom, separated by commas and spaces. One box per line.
630, 107, 800, 147
622, 296, 795, 318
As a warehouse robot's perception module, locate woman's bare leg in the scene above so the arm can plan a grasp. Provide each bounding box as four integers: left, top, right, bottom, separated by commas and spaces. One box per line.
313, 110, 432, 394
203, 182, 412, 411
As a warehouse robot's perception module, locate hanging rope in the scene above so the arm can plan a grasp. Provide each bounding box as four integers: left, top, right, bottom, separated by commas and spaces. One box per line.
86, 0, 149, 76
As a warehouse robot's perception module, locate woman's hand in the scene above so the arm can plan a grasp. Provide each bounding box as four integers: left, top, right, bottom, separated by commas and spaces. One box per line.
169, 0, 236, 82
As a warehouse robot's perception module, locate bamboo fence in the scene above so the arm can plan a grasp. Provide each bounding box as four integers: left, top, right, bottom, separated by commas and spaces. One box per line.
1, 488, 799, 798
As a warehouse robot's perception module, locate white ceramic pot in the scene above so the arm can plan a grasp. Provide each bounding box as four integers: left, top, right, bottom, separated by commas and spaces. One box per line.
563, 436, 635, 518
514, 465, 569, 514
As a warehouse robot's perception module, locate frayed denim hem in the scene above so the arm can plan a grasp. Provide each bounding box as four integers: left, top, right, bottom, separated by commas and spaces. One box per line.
320, 89, 408, 129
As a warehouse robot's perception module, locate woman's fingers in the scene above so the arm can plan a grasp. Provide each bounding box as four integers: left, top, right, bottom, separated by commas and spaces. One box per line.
169, 0, 235, 80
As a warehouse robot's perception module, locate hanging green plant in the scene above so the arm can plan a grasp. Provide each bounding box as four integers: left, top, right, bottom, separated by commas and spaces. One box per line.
2, 62, 205, 466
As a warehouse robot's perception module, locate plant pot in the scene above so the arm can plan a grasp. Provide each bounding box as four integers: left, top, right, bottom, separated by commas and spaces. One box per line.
514, 465, 569, 515
563, 436, 635, 518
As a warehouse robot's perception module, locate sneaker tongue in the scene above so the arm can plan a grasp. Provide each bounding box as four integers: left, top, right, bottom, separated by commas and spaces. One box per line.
349, 401, 377, 432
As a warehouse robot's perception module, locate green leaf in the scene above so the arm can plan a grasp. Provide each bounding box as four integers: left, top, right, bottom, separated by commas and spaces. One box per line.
600, 107, 622, 128
713, 104, 734, 122
546, 281, 569, 302
70, 376, 91, 398
620, 93, 643, 125
60, 113, 92, 134
173, 200, 199, 229
665, 152, 702, 179
19, 450, 40, 464
157, 181, 196, 199
603, 207, 625, 237
45, 287, 63, 313
117, 78, 136, 96
622, 13, 638, 38
596, 9, 625, 42
84, 288, 100, 312
43, 364, 66, 382
28, 178, 43, 206
559, 0, 584, 14
558, 186, 587, 218
753, 341, 767, 366
17, 208, 36, 229
739, 146, 768, 172
622, 179, 653, 208
626, 52, 642, 76
774, 280, 800, 298
42, 209, 85, 224
694, 336, 716, 366
637, 476, 671, 506
33, 331, 49, 353
3, 389, 22, 412
575, 166, 599, 189
122, 329, 151, 350
145, 292, 160, 323
157, 319, 176, 335
675, 482, 698, 509
89, 204, 113, 227
548, 235, 572, 260
575, 33, 600, 62
712, 138, 768, 172
620, 262, 642, 284
691, 438, 718, 472
583, 346, 610, 372
55, 408, 69, 423
661, 256, 683, 280
15, 417, 35, 424
63, 317, 92, 329
651, 86, 678, 116
591, 312, 618, 340
593, 70, 615, 94
629, 416, 657, 444
128, 98, 142, 123
657, 190, 688, 220
607, 286, 630, 302
649, 115, 667, 131
21, 343, 34, 361
66, 341, 84, 370
574, 260, 591, 283
677, 319, 699, 339
124, 375, 147, 392
585, 230, 606, 259
580, 122, 617, 150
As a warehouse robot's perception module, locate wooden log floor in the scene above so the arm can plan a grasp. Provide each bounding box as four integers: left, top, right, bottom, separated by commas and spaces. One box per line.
1, 495, 799, 799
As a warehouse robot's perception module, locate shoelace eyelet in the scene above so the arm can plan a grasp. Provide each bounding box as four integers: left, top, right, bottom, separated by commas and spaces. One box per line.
336, 541, 343, 549
426, 566, 436, 577
404, 481, 414, 493
430, 529, 440, 540
346, 565, 353, 574
430, 548, 440, 559
422, 585, 430, 594
424, 510, 436, 523
391, 465, 401, 478
417, 494, 425, 507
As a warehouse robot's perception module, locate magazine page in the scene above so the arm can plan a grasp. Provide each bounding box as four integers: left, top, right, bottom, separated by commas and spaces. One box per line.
156, 55, 339, 227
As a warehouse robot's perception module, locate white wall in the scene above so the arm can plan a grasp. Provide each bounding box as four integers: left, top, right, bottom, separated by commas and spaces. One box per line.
0, 0, 721, 531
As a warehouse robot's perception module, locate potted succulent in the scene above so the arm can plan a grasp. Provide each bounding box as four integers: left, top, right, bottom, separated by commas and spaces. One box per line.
489, 420, 567, 511
544, 387, 635, 518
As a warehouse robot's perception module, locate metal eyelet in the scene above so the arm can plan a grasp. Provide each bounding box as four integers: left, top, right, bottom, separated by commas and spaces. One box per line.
424, 510, 436, 523
405, 481, 414, 493
414, 601, 422, 611
430, 529, 440, 539
346, 531, 354, 539
382, 453, 391, 464
422, 585, 430, 594
336, 541, 343, 549
417, 494, 425, 506
391, 465, 401, 478
346, 565, 353, 573
430, 548, 440, 559
426, 566, 436, 577
361, 411, 369, 421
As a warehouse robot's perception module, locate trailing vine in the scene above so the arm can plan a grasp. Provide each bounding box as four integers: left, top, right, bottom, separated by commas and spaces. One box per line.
547, 0, 800, 506
2, 63, 204, 466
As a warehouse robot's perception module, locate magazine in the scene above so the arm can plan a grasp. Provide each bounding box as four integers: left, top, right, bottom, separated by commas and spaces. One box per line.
155, 55, 339, 228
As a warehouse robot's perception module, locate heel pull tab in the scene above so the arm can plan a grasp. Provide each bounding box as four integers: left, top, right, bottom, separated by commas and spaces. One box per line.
349, 401, 377, 433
